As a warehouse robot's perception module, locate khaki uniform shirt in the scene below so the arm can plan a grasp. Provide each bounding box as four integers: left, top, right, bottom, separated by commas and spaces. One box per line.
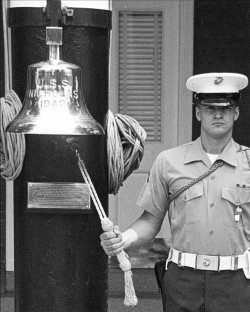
137, 137, 250, 256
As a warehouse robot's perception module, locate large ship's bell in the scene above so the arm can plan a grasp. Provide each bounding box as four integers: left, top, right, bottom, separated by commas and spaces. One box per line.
7, 27, 104, 135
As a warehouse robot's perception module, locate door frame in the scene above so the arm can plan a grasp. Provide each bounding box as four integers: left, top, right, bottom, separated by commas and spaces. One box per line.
109, 0, 194, 227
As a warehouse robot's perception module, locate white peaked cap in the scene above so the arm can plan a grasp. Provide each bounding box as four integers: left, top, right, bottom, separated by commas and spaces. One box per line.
186, 73, 248, 93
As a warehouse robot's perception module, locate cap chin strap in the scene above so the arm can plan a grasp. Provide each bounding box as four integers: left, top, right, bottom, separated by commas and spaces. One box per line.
200, 100, 237, 106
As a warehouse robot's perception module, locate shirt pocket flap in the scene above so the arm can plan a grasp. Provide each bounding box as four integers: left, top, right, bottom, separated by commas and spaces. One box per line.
182, 184, 204, 201
222, 187, 250, 205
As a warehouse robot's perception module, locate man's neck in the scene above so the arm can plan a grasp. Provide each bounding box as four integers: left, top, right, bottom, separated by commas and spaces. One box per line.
200, 134, 232, 154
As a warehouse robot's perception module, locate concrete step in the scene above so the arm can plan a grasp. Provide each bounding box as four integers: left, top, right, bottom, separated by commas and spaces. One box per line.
0, 295, 163, 312
1, 268, 163, 312
108, 268, 160, 297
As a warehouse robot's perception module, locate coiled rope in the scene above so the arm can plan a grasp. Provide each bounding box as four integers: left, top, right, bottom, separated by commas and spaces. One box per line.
1, 2, 25, 181
106, 110, 147, 195
0, 90, 26, 180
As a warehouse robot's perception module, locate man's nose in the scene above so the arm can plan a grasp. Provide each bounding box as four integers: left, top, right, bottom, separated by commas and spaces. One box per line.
214, 108, 223, 118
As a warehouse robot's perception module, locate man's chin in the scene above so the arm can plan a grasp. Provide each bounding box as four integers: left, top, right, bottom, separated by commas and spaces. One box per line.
210, 129, 231, 139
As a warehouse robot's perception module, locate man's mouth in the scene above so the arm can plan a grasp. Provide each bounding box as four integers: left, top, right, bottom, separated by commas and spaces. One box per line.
212, 123, 224, 126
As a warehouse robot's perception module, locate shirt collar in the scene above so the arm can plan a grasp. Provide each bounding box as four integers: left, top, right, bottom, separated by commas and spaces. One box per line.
217, 138, 238, 167
184, 137, 238, 167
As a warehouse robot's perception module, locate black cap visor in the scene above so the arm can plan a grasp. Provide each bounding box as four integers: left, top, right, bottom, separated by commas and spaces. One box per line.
195, 93, 240, 106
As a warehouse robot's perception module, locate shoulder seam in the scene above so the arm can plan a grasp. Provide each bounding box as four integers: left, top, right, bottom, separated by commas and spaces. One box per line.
237, 144, 250, 152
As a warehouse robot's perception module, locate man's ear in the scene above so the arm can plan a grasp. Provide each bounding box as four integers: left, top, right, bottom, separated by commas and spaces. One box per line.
195, 105, 201, 121
234, 106, 240, 121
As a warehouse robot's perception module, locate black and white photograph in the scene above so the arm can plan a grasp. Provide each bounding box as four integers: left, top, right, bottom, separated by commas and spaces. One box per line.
1, 1, 250, 312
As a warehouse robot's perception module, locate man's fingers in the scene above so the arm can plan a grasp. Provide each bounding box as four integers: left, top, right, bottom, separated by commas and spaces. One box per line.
100, 236, 123, 247
101, 240, 123, 250
113, 225, 120, 237
100, 230, 120, 240
101, 241, 124, 256
100, 228, 124, 256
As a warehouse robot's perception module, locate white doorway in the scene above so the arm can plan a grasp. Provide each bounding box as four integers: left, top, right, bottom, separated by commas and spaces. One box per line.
109, 0, 194, 265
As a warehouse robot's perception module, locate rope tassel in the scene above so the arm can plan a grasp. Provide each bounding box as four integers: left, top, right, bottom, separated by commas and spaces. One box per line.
75, 149, 138, 307
102, 218, 138, 307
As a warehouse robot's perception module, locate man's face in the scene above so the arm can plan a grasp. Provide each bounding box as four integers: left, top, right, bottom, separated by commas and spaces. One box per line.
195, 104, 239, 139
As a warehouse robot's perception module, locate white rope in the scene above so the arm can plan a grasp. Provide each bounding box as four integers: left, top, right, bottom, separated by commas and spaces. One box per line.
101, 218, 138, 307
0, 90, 26, 180
107, 110, 147, 195
0, 2, 24, 180
76, 151, 106, 220
76, 150, 138, 307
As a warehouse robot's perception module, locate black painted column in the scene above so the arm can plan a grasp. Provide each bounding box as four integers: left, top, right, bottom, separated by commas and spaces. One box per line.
9, 7, 111, 312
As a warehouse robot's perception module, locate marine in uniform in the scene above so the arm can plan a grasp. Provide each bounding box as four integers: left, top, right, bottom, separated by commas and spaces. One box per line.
100, 73, 250, 312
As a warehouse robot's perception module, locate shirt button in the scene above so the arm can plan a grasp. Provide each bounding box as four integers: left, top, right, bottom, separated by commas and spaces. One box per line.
210, 203, 215, 208
211, 176, 215, 180
209, 231, 214, 235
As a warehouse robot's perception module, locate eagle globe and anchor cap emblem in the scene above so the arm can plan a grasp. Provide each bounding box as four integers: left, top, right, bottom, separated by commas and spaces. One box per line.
214, 76, 224, 85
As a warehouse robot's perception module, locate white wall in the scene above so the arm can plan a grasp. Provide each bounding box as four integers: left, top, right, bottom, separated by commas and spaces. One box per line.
109, 0, 194, 236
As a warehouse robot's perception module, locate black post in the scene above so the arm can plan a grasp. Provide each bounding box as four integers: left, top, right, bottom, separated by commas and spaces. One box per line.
9, 5, 111, 312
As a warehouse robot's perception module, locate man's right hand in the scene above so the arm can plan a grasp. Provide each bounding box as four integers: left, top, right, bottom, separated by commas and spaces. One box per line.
100, 211, 162, 257
100, 226, 124, 256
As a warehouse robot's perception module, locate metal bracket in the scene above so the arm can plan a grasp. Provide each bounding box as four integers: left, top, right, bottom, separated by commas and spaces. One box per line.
61, 6, 74, 25
46, 0, 61, 26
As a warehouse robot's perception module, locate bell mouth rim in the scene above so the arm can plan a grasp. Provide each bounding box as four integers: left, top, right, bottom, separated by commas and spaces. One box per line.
6, 116, 105, 135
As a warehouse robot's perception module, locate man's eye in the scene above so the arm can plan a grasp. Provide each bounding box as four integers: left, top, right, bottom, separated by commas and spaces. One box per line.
223, 106, 232, 111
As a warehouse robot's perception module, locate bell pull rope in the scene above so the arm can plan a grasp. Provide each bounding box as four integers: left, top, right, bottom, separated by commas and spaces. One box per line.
74, 147, 138, 307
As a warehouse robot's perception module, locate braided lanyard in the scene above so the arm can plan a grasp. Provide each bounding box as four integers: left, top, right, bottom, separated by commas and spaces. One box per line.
168, 160, 224, 204
239, 145, 250, 169
244, 150, 250, 169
